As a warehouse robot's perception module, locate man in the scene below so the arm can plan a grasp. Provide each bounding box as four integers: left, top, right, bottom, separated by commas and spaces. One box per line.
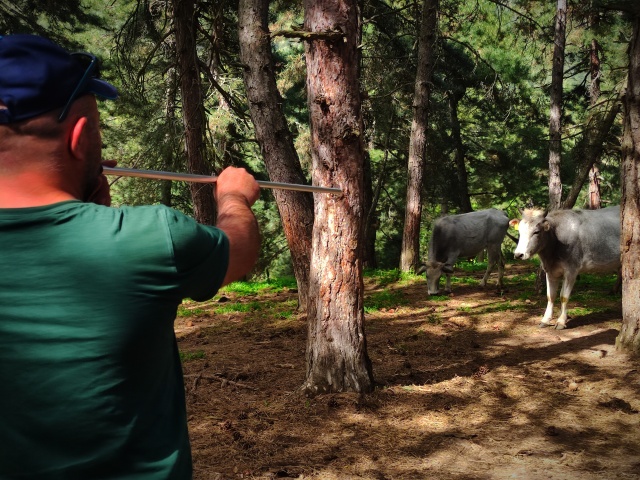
0, 34, 261, 479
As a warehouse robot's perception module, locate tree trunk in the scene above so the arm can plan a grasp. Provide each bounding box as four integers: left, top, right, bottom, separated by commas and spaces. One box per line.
161, 65, 178, 208
362, 151, 377, 269
173, 0, 216, 225
548, 0, 567, 211
238, 0, 315, 311
616, 16, 640, 356
561, 99, 620, 209
400, 0, 438, 272
448, 92, 472, 213
302, 0, 374, 395
588, 38, 602, 209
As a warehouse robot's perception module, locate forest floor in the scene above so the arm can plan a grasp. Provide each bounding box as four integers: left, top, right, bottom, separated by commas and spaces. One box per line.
175, 262, 640, 480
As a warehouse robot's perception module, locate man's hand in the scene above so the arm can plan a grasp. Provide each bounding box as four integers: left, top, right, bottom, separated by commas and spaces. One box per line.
86, 160, 117, 206
214, 167, 261, 286
214, 166, 260, 207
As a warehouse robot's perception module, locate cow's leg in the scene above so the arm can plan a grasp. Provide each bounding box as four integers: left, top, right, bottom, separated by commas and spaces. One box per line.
481, 246, 501, 288
556, 272, 578, 329
541, 273, 560, 327
612, 267, 622, 295
444, 273, 452, 293
496, 253, 505, 289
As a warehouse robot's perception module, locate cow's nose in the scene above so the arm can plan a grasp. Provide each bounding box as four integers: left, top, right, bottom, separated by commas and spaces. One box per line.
514, 253, 523, 260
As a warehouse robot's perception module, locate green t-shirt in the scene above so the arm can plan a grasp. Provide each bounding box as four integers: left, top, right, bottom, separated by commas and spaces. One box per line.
0, 201, 229, 479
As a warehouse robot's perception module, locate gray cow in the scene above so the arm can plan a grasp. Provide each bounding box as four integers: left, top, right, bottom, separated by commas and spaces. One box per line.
418, 209, 510, 295
511, 206, 620, 329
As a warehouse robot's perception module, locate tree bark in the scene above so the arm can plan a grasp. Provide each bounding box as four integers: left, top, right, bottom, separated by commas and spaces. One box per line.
362, 151, 377, 269
173, 0, 217, 225
302, 0, 374, 395
238, 0, 315, 310
616, 16, 640, 356
588, 38, 602, 209
160, 65, 178, 208
548, 0, 567, 211
448, 92, 472, 213
561, 99, 620, 209
400, 0, 438, 272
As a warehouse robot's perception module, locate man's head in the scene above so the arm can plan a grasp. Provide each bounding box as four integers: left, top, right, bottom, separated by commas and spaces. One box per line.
0, 34, 118, 124
0, 35, 118, 207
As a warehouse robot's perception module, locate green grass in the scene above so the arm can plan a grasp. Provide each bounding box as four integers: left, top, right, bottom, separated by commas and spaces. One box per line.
179, 350, 205, 362
221, 276, 297, 295
476, 301, 530, 314
364, 290, 408, 313
568, 306, 611, 317
364, 268, 401, 286
177, 305, 206, 317
176, 267, 618, 325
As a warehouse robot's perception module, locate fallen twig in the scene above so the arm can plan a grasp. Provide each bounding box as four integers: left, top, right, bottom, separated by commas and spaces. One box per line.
184, 373, 258, 391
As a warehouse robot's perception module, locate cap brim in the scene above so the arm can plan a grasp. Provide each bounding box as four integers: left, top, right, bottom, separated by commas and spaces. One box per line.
88, 78, 118, 100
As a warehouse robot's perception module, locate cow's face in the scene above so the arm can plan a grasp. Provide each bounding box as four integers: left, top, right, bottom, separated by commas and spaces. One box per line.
425, 261, 453, 295
511, 210, 548, 260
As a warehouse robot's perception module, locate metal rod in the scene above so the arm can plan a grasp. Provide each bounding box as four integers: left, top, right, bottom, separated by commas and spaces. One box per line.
103, 166, 341, 194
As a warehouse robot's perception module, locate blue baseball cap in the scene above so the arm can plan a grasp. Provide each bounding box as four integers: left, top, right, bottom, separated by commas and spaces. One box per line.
0, 34, 118, 124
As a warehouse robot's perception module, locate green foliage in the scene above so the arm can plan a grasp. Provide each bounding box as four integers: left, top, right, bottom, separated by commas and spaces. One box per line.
364, 290, 408, 313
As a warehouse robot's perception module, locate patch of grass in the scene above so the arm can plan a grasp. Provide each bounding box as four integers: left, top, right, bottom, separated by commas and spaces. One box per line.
426, 313, 442, 325
273, 311, 295, 320
510, 272, 539, 283
364, 290, 407, 313
179, 350, 205, 362
477, 301, 529, 314
568, 306, 610, 317
221, 276, 297, 296
213, 300, 266, 314
456, 260, 490, 273
364, 268, 401, 286
428, 294, 450, 302
455, 276, 480, 286
177, 305, 206, 317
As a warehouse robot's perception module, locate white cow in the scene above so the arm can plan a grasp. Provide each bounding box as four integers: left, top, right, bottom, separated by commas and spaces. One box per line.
510, 206, 621, 329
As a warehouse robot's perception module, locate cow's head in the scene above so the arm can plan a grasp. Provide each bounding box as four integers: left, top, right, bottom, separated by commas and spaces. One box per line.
510, 209, 549, 260
424, 261, 453, 295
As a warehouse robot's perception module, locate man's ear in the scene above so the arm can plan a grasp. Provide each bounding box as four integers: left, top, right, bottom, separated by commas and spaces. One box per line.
69, 116, 88, 160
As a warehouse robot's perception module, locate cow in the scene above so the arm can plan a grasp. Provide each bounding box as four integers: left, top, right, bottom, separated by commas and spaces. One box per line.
418, 208, 511, 295
510, 206, 621, 330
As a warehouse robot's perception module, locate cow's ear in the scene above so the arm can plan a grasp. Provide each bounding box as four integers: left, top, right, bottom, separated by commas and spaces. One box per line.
509, 219, 520, 230
541, 219, 551, 231
442, 264, 454, 274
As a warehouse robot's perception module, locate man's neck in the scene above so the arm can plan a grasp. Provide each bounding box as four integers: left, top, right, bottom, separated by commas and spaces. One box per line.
0, 173, 76, 208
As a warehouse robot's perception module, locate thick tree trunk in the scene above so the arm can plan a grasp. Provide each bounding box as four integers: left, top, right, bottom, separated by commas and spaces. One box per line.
238, 0, 315, 310
400, 0, 438, 272
548, 0, 567, 211
173, 0, 216, 225
302, 0, 374, 395
616, 16, 640, 356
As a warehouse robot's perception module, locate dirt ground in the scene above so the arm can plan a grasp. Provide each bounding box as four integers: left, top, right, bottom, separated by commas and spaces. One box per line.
175, 263, 640, 480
